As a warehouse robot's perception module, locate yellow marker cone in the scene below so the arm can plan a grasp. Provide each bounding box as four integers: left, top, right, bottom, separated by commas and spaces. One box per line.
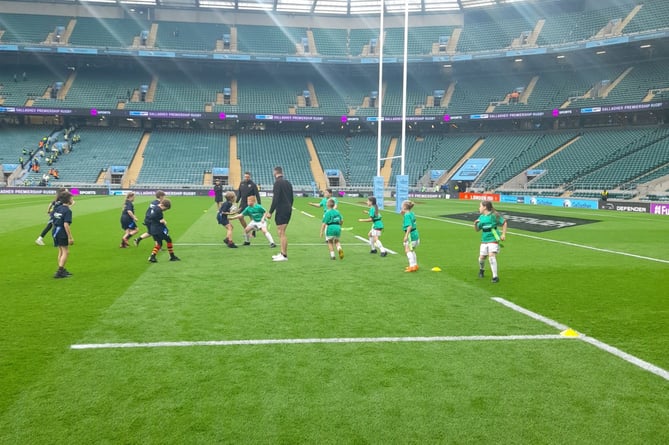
431, 267, 442, 272
560, 328, 580, 338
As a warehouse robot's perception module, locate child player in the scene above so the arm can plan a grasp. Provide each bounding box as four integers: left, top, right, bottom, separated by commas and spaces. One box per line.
320, 198, 344, 260
474, 200, 507, 283
309, 188, 337, 214
147, 198, 180, 263
120, 192, 139, 248
134, 190, 166, 247
52, 190, 74, 278
217, 191, 240, 248
358, 196, 388, 257
401, 200, 420, 272
240, 195, 276, 248
36, 187, 67, 246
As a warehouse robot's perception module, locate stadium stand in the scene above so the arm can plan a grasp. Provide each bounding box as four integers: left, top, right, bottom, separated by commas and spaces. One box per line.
0, 13, 63, 43
236, 132, 313, 187
528, 128, 667, 190
68, 17, 145, 48
154, 21, 229, 52
236, 25, 307, 55
135, 130, 229, 186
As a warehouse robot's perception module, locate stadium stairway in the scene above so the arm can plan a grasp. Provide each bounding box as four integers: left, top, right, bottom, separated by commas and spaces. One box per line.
305, 137, 327, 191
228, 134, 241, 187
380, 138, 398, 187
436, 137, 485, 185
122, 131, 150, 189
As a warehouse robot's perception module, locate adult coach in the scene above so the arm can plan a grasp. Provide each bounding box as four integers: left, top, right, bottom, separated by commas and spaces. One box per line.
236, 171, 261, 210
236, 171, 261, 236
265, 166, 293, 262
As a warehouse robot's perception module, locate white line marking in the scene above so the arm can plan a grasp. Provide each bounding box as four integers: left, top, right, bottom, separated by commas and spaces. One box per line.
493, 297, 669, 381
71, 334, 569, 350
175, 242, 369, 247
300, 210, 315, 218
421, 215, 669, 264
354, 235, 397, 255
492, 297, 569, 331
579, 336, 669, 381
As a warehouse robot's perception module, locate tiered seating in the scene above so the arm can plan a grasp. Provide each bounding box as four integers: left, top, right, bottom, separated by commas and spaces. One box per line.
68, 17, 145, 48
312, 28, 348, 56
126, 70, 225, 112
298, 77, 348, 116
34, 67, 146, 109
0, 127, 53, 166
349, 28, 379, 56
384, 26, 456, 56
532, 66, 625, 110
236, 133, 312, 187
569, 128, 669, 190
624, 0, 669, 34
0, 68, 61, 106
154, 21, 229, 51
400, 134, 480, 186
457, 12, 536, 53
236, 25, 307, 55
528, 128, 656, 189
446, 74, 531, 115
587, 60, 669, 106
311, 134, 390, 187
476, 132, 578, 189
0, 13, 63, 43
136, 130, 229, 185
26, 128, 143, 185
537, 4, 634, 46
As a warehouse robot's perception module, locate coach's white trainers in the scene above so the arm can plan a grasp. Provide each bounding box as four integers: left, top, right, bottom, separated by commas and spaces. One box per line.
272, 254, 287, 262
35, 236, 45, 246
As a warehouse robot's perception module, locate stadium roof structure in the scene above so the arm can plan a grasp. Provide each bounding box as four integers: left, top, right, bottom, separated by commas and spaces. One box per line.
34, 0, 535, 15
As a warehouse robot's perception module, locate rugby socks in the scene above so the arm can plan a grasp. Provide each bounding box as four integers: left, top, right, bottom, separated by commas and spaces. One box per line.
489, 256, 498, 278
265, 232, 275, 245
152, 244, 161, 256
375, 240, 386, 254
479, 258, 485, 270
407, 251, 417, 267
167, 241, 175, 255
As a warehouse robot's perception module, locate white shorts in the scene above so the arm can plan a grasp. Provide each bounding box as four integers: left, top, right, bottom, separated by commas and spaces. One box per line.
325, 234, 340, 242
247, 220, 267, 231
369, 228, 383, 238
404, 239, 420, 250
480, 242, 500, 257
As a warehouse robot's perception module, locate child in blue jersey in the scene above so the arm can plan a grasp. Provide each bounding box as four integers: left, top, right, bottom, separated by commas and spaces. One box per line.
218, 191, 241, 248
240, 195, 276, 248
358, 196, 387, 257
36, 187, 67, 245
52, 190, 74, 278
135, 190, 166, 247
147, 198, 180, 263
120, 192, 139, 248
474, 200, 507, 283
320, 198, 344, 260
401, 200, 420, 272
309, 188, 337, 214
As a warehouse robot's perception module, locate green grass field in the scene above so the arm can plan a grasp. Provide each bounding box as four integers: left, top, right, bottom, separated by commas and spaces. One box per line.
1, 194, 667, 444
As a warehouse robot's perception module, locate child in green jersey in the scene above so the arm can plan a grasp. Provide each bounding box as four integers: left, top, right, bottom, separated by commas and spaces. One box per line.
474, 200, 507, 283
358, 196, 388, 257
401, 200, 420, 272
320, 198, 344, 260
241, 195, 276, 248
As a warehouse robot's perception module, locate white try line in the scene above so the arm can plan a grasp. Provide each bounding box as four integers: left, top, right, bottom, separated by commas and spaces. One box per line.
175, 242, 369, 247
420, 215, 669, 265
492, 297, 669, 381
354, 235, 398, 255
71, 334, 569, 350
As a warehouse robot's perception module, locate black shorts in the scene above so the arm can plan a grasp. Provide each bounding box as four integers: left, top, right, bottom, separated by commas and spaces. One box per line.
275, 211, 292, 226
53, 235, 69, 247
